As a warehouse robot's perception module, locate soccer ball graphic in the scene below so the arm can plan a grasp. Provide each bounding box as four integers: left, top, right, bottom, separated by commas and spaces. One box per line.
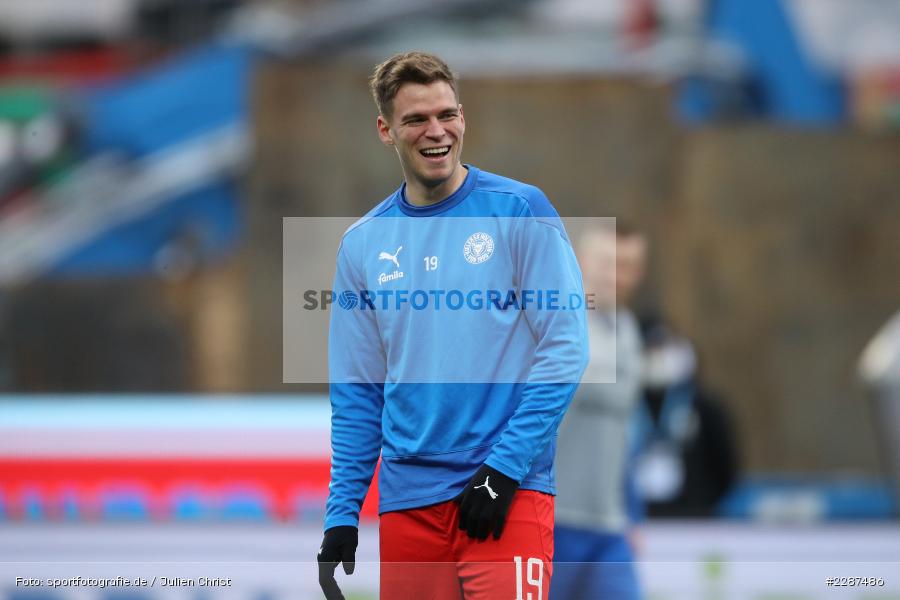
338, 290, 358, 310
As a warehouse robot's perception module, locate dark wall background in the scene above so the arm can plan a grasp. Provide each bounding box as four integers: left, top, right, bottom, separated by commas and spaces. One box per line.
245, 59, 900, 474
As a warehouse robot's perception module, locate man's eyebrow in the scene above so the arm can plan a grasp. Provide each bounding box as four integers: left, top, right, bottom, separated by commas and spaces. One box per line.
400, 107, 459, 121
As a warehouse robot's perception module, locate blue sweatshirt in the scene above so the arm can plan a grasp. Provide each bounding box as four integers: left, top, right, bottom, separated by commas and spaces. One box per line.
324, 165, 589, 530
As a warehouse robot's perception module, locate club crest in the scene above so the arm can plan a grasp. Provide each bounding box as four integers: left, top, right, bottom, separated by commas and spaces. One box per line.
463, 232, 494, 265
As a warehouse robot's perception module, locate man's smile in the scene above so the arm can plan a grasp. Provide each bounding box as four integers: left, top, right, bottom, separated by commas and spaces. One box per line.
419, 145, 451, 161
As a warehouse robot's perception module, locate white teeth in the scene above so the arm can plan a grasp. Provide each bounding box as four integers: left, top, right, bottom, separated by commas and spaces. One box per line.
421, 146, 449, 155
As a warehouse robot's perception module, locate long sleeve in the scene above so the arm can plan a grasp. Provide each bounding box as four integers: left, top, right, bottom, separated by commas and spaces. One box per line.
324, 240, 386, 530
485, 203, 590, 481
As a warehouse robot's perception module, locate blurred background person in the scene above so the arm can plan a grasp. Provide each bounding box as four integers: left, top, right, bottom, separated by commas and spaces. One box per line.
552, 222, 647, 600
633, 317, 740, 518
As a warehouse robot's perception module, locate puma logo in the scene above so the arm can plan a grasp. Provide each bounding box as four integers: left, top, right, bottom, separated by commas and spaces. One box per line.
474, 476, 498, 500
378, 246, 403, 269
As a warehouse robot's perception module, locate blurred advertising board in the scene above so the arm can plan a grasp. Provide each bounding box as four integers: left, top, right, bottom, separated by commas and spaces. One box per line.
2, 522, 899, 600
0, 395, 378, 523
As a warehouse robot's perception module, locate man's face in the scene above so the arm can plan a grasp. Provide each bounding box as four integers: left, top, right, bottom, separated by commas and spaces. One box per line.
578, 230, 617, 310
377, 81, 465, 191
615, 234, 647, 306
579, 230, 647, 309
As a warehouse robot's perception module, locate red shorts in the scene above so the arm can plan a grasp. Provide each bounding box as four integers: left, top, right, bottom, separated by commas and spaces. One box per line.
379, 490, 554, 600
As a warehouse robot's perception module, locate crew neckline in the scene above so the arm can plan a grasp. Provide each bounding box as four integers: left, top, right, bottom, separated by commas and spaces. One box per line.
396, 165, 479, 217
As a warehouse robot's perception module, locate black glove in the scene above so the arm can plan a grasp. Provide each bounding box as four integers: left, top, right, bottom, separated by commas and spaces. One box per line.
317, 525, 358, 600
455, 464, 520, 541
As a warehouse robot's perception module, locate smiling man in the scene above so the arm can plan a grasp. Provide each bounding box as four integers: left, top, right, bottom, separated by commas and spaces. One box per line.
316, 51, 589, 600
374, 64, 467, 206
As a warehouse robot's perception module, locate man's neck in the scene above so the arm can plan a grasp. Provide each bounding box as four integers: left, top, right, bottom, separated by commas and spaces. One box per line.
405, 164, 468, 207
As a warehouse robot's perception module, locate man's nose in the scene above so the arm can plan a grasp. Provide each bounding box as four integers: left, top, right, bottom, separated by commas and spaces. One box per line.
425, 117, 445, 138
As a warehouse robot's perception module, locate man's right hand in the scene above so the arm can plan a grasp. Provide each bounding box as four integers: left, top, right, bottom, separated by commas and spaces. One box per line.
317, 525, 358, 600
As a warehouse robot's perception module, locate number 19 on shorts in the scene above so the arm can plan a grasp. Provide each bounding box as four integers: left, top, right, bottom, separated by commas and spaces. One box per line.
513, 556, 544, 600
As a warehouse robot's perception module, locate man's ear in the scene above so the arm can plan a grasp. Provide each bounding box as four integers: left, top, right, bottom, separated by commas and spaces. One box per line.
458, 104, 465, 131
377, 115, 394, 146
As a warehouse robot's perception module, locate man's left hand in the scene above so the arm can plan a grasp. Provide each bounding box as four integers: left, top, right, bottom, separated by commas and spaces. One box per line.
455, 464, 519, 541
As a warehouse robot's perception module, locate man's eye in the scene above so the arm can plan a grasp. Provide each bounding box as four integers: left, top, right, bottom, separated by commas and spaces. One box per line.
441, 113, 458, 120
406, 118, 425, 125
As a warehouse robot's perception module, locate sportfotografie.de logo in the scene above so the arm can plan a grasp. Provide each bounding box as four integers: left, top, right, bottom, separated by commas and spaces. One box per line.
302, 288, 597, 311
